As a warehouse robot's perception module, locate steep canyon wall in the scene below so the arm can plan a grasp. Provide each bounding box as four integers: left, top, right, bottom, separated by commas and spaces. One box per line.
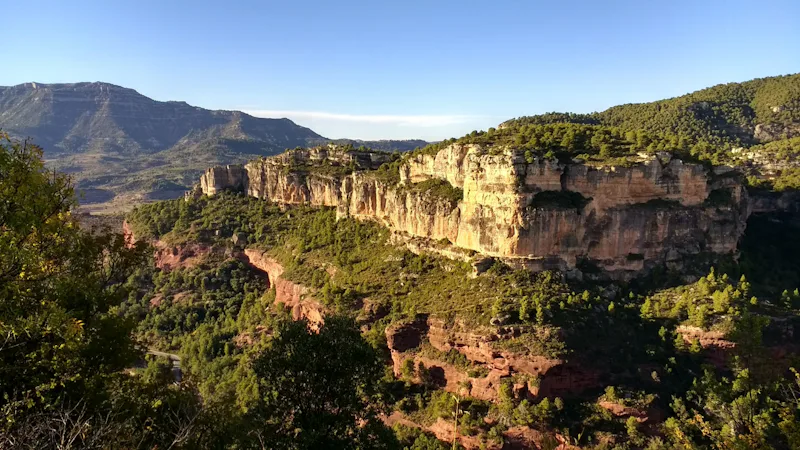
192, 145, 750, 278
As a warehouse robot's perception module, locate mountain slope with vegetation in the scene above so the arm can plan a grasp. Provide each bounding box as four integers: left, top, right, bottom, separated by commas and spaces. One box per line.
0, 82, 324, 154
0, 132, 411, 449
414, 73, 800, 191
5, 73, 800, 449
505, 73, 800, 147
127, 72, 800, 448
0, 82, 427, 211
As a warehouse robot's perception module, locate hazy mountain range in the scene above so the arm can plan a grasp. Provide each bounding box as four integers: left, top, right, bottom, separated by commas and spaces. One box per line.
0, 82, 427, 211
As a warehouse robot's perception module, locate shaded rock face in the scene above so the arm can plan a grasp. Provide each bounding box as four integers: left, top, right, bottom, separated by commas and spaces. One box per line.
197, 144, 750, 279
385, 317, 429, 353
749, 190, 800, 214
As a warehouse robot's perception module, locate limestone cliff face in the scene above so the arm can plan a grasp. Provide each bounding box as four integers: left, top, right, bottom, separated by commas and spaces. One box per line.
403, 146, 746, 275
200, 165, 248, 197
196, 144, 750, 278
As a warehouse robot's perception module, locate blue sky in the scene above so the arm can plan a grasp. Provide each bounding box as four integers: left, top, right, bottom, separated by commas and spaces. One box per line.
3, 0, 799, 140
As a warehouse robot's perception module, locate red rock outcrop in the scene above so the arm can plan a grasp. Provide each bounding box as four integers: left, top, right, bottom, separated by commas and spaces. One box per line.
122, 220, 136, 248
241, 248, 324, 325
384, 411, 575, 450
676, 325, 736, 368
153, 242, 215, 270
123, 220, 217, 270
386, 316, 602, 402
676, 323, 800, 373
598, 401, 650, 423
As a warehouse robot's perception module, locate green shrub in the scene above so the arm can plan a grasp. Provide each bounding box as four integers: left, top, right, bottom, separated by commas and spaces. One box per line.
408, 178, 464, 206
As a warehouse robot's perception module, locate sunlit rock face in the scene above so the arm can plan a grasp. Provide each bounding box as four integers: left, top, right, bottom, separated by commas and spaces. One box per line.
200, 165, 248, 196
385, 316, 601, 401
196, 144, 750, 279
241, 248, 324, 326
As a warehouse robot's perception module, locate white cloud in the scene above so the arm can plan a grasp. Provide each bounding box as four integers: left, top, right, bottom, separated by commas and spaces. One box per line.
242, 109, 478, 128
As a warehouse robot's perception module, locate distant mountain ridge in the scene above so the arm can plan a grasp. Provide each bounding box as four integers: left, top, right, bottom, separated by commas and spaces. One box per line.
0, 82, 428, 211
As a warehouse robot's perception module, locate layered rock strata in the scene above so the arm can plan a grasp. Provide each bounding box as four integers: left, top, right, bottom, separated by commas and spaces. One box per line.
241, 248, 324, 325
194, 144, 750, 278
385, 316, 601, 400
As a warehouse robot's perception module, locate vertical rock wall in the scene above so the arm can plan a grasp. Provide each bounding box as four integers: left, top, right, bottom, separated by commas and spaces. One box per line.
200, 165, 248, 196
195, 144, 750, 278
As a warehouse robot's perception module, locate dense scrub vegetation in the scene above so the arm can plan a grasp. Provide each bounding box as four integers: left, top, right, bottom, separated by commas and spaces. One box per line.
404, 178, 464, 206
0, 135, 418, 448
739, 137, 800, 191
417, 123, 696, 166
0, 133, 191, 447
129, 194, 569, 333
121, 182, 800, 448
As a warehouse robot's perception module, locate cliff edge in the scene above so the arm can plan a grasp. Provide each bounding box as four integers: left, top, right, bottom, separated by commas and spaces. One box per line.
189, 144, 750, 279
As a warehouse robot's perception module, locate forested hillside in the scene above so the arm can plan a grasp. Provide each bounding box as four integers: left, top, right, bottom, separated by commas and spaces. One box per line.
113, 73, 800, 449
0, 133, 406, 449
118, 186, 800, 449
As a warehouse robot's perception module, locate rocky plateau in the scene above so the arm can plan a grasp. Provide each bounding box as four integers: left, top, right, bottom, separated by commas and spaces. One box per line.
190, 144, 753, 280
